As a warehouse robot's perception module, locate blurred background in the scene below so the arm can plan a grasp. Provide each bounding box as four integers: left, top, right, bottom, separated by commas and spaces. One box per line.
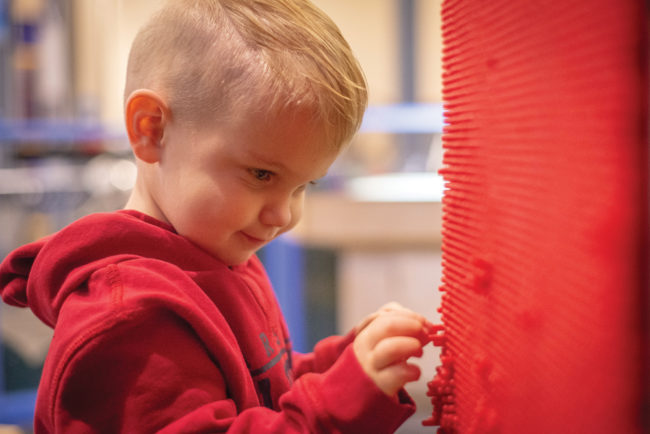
0, 0, 443, 431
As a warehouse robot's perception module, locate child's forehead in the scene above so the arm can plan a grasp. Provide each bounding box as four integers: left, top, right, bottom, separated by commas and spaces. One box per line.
225, 108, 336, 163
228, 102, 325, 139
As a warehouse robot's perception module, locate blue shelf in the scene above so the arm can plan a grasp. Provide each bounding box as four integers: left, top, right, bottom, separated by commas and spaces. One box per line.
0, 302, 36, 426
0, 389, 37, 426
0, 104, 443, 147
0, 118, 122, 145
261, 236, 307, 353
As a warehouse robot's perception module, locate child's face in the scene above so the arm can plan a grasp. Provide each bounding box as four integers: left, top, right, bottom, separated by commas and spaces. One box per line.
154, 109, 339, 265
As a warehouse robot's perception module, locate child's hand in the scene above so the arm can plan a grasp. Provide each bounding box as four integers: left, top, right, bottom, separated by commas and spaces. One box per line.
352, 303, 433, 399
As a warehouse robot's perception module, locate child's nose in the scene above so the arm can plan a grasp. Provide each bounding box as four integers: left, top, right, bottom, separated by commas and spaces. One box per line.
259, 196, 293, 228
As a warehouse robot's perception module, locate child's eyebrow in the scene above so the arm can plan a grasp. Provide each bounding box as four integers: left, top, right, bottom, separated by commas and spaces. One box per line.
243, 150, 286, 171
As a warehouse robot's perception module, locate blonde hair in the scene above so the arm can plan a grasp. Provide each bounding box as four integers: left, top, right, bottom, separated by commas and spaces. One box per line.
125, 0, 368, 150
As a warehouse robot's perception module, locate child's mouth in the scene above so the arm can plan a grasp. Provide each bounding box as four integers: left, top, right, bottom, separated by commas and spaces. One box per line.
240, 232, 269, 245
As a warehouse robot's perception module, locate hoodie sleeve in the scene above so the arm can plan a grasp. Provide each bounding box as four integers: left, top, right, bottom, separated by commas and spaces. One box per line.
291, 331, 356, 378
46, 308, 414, 434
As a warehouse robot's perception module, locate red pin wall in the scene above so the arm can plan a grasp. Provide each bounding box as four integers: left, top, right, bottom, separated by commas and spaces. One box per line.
426, 0, 647, 433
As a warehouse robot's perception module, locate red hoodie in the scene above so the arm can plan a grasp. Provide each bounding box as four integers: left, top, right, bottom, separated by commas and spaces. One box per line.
0, 210, 415, 433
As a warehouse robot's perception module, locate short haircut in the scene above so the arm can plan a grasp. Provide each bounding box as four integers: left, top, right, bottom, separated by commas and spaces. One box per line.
125, 0, 368, 150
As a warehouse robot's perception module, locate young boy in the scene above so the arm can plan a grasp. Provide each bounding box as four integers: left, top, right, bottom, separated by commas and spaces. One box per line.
0, 0, 433, 432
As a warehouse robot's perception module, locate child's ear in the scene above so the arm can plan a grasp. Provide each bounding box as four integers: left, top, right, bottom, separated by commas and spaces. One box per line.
125, 90, 170, 164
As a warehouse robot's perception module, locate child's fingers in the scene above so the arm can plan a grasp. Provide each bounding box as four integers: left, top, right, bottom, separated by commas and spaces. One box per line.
359, 314, 425, 350
381, 307, 436, 339
355, 302, 414, 334
377, 301, 405, 313
380, 303, 429, 324
373, 361, 422, 397
382, 361, 422, 384
371, 336, 424, 370
353, 312, 432, 397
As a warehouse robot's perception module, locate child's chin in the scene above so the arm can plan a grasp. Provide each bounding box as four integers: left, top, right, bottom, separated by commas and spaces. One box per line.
198, 245, 252, 267
221, 251, 255, 267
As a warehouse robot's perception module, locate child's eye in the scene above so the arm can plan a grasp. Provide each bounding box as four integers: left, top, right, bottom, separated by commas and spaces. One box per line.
251, 169, 273, 182
293, 180, 317, 195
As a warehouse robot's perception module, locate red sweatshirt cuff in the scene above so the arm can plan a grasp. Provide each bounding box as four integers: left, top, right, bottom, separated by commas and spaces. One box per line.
294, 344, 416, 433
